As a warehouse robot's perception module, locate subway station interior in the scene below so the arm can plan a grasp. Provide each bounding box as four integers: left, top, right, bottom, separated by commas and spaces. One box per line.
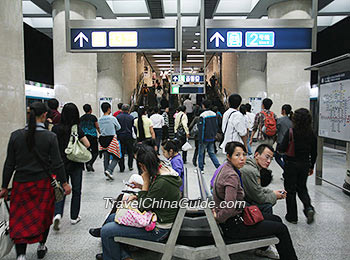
1, 0, 350, 259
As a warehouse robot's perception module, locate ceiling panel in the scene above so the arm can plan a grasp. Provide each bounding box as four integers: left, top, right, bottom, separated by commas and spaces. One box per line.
22, 1, 46, 14
216, 0, 259, 14
163, 0, 200, 14
107, 0, 149, 14
319, 0, 350, 13
317, 15, 347, 26
23, 17, 53, 28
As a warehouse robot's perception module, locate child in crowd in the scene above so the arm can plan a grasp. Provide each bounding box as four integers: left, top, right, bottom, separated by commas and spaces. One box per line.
161, 139, 184, 192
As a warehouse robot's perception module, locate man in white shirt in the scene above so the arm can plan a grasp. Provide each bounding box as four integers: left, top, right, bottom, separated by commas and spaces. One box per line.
221, 94, 247, 153
245, 103, 256, 155
150, 107, 165, 154
183, 95, 194, 125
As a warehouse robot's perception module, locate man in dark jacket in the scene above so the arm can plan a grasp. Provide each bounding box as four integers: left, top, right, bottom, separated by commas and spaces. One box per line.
198, 100, 220, 172
116, 104, 135, 172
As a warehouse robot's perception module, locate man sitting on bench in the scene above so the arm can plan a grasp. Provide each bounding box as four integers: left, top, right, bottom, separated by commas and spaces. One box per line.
95, 144, 182, 260
240, 144, 286, 215
212, 141, 298, 260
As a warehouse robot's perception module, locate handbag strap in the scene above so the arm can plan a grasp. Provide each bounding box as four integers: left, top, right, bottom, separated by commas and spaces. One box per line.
1, 199, 10, 216
32, 148, 54, 182
223, 111, 236, 135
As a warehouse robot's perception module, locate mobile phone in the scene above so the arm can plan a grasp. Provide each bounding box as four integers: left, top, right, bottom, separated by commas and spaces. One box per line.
280, 191, 285, 194
123, 180, 134, 187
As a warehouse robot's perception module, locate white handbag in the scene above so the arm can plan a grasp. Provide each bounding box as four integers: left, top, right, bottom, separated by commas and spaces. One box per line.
0, 199, 14, 258
65, 125, 92, 163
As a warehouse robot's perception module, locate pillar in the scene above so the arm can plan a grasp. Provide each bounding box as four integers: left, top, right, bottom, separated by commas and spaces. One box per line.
0, 0, 26, 185
122, 53, 137, 104
52, 0, 97, 114
97, 53, 123, 115
222, 53, 238, 96
267, 0, 312, 113
237, 53, 267, 104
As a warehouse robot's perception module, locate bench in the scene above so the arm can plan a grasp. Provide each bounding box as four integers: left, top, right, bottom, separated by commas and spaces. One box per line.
114, 168, 279, 260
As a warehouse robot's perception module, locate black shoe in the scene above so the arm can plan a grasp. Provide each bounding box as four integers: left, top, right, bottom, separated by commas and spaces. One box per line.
89, 228, 101, 238
285, 216, 297, 224
95, 253, 103, 260
192, 159, 197, 167
305, 208, 315, 224
129, 167, 134, 171
37, 245, 47, 259
91, 166, 95, 172
86, 164, 93, 172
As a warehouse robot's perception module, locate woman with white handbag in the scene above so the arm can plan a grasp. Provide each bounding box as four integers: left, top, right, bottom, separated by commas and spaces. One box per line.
52, 103, 90, 230
0, 102, 71, 260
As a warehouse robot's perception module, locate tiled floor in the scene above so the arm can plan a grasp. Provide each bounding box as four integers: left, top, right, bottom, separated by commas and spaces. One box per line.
2, 143, 350, 260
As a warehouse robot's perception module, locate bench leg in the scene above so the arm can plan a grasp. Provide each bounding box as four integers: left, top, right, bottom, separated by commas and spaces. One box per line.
161, 207, 187, 260
204, 207, 231, 260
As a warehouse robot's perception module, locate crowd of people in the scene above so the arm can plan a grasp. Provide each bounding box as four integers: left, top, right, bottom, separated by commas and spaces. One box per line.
0, 92, 317, 260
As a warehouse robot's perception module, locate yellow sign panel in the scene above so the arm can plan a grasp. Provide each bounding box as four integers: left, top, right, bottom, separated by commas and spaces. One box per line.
109, 31, 138, 47
92, 32, 107, 47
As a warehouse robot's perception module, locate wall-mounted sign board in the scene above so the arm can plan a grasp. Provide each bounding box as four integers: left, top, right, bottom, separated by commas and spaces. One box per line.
205, 19, 315, 52
171, 73, 205, 94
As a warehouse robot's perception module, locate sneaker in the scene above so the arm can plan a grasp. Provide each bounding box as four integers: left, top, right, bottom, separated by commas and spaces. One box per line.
285, 216, 297, 224
37, 244, 48, 259
17, 255, 26, 260
86, 164, 93, 172
306, 208, 315, 224
53, 214, 61, 231
71, 216, 82, 225
255, 245, 280, 259
70, 216, 81, 225
89, 228, 101, 238
104, 170, 114, 180
129, 167, 134, 171
96, 253, 103, 260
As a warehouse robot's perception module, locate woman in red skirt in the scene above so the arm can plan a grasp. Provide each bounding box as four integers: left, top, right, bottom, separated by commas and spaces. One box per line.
0, 102, 71, 260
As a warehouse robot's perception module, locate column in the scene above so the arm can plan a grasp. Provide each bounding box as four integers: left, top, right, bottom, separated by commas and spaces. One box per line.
52, 0, 97, 114
267, 0, 312, 113
0, 0, 26, 185
122, 53, 137, 104
237, 53, 267, 104
222, 53, 238, 96
97, 53, 123, 115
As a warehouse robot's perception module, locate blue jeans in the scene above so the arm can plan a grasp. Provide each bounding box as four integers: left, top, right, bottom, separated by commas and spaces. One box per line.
103, 151, 119, 174
55, 164, 82, 220
101, 213, 170, 260
247, 131, 252, 155
198, 141, 220, 171
274, 151, 285, 170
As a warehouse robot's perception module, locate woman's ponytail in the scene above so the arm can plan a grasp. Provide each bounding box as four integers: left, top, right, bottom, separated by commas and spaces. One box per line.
26, 102, 48, 151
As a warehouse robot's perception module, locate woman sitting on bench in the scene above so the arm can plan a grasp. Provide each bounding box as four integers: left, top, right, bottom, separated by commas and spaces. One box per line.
212, 141, 298, 260
96, 144, 183, 260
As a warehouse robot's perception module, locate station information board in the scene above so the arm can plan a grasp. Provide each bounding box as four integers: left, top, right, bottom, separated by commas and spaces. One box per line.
170, 74, 205, 94
71, 28, 175, 51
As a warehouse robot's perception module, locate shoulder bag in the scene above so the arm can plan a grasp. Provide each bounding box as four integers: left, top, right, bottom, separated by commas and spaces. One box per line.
175, 114, 186, 139
0, 199, 13, 258
285, 128, 295, 157
65, 124, 92, 163
33, 148, 65, 203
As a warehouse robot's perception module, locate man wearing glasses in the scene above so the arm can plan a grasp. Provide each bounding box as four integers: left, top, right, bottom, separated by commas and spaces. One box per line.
240, 144, 286, 215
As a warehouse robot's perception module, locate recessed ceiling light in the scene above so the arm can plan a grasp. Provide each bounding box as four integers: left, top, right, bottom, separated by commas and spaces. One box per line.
152, 55, 171, 58
191, 46, 196, 49
186, 60, 203, 63
195, 32, 200, 36
155, 60, 171, 62
187, 55, 204, 58
193, 40, 198, 43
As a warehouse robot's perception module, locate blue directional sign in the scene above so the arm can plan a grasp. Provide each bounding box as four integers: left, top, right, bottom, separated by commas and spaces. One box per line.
207, 28, 312, 51
70, 28, 176, 51
171, 74, 204, 83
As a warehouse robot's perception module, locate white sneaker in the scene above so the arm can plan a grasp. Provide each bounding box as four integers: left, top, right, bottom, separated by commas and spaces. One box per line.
255, 245, 280, 259
104, 170, 114, 180
71, 215, 82, 225
17, 255, 26, 260
53, 214, 61, 231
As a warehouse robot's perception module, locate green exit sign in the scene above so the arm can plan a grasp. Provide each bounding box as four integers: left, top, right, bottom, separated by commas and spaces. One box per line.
171, 86, 179, 94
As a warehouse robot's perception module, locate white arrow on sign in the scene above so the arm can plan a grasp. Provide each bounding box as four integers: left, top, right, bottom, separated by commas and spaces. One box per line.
74, 32, 89, 48
210, 32, 225, 47
173, 76, 178, 81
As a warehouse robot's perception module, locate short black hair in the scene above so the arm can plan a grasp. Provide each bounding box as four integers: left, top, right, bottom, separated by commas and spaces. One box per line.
161, 139, 180, 153
83, 104, 92, 113
48, 98, 59, 110
178, 105, 186, 112
153, 107, 159, 114
101, 102, 111, 113
228, 94, 242, 109
122, 104, 130, 112
255, 144, 274, 155
135, 144, 160, 177
118, 103, 123, 109
203, 100, 212, 109
245, 103, 252, 112
225, 141, 247, 157
239, 104, 247, 115
262, 98, 273, 110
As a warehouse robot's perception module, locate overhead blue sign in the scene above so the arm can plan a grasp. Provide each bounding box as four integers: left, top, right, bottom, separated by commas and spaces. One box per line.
207, 28, 312, 51
171, 74, 204, 83
71, 28, 175, 51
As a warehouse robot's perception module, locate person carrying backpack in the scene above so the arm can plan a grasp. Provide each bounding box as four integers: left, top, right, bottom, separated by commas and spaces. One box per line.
249, 98, 277, 147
